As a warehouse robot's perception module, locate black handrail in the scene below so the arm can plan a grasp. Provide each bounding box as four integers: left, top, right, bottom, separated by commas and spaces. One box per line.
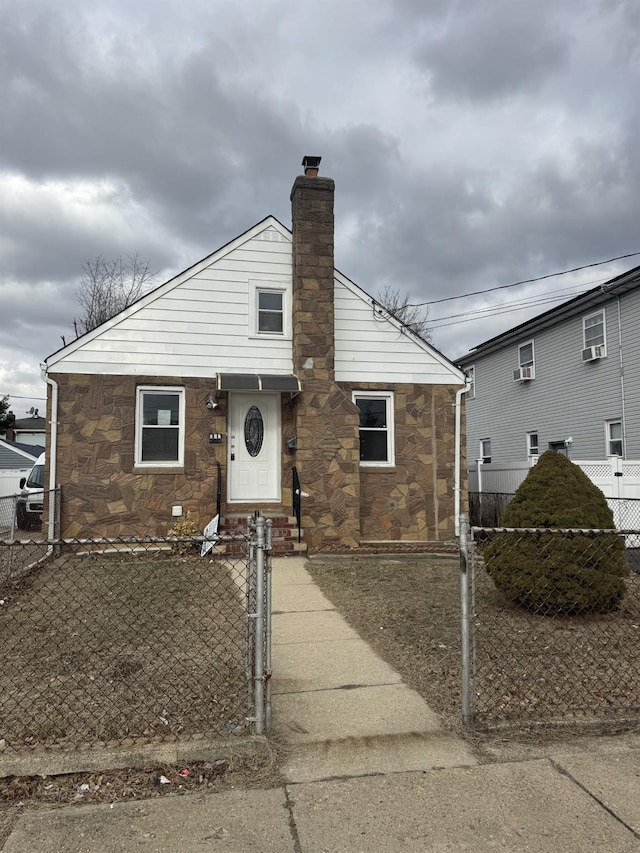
215, 461, 222, 521
292, 467, 301, 544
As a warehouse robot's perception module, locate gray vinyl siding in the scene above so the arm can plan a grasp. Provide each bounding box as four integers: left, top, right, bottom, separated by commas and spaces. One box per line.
620, 288, 640, 458
466, 296, 634, 466
0, 446, 36, 469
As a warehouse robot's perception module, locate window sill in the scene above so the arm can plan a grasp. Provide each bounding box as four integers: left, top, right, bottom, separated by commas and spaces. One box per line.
133, 465, 185, 475
248, 333, 291, 341
359, 462, 396, 469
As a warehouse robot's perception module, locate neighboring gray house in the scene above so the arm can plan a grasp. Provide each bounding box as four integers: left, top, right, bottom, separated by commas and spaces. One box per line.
457, 264, 640, 498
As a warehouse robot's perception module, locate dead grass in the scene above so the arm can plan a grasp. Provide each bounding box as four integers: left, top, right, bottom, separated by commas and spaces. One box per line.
0, 547, 250, 750
306, 553, 640, 737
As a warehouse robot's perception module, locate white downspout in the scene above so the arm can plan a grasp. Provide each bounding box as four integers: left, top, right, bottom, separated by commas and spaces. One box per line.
40, 363, 58, 540
454, 382, 471, 537
615, 294, 627, 458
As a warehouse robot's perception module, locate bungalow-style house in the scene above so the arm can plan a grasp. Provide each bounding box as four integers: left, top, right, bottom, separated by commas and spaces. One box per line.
457, 263, 640, 500
43, 157, 467, 551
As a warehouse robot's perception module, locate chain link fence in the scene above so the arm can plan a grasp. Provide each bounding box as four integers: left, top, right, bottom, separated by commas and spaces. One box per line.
461, 520, 640, 732
0, 519, 272, 755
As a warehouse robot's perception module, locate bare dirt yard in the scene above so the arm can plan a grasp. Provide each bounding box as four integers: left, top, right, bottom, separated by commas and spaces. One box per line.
0, 547, 250, 751
306, 553, 640, 736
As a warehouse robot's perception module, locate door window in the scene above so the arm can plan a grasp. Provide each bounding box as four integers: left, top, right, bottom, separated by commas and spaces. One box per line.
244, 406, 264, 457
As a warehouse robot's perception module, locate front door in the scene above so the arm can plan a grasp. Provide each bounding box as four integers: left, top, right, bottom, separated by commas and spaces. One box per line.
228, 393, 281, 502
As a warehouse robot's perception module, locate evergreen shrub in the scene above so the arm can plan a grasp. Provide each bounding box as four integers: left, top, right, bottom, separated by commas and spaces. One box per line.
484, 450, 628, 614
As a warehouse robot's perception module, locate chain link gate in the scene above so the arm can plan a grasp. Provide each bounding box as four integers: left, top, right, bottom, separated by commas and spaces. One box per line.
460, 513, 640, 732
0, 513, 272, 755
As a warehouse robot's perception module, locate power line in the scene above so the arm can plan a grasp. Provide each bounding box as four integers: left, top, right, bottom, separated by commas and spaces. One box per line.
0, 395, 46, 401
428, 285, 588, 325
411, 250, 640, 308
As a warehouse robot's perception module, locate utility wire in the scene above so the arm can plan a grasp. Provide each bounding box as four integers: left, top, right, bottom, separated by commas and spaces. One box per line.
428, 278, 608, 325
411, 251, 640, 308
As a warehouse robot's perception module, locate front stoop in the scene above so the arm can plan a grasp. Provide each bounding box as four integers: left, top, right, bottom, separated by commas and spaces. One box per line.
220, 512, 307, 556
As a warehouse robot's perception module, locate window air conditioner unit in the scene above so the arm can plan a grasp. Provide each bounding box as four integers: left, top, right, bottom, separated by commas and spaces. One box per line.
582, 345, 605, 362
513, 366, 534, 382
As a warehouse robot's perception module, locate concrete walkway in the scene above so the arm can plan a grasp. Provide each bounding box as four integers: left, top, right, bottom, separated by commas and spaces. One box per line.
4, 556, 640, 851
271, 556, 476, 782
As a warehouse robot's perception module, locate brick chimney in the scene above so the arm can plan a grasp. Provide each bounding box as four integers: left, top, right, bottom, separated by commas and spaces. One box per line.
289, 157, 361, 551
290, 155, 335, 381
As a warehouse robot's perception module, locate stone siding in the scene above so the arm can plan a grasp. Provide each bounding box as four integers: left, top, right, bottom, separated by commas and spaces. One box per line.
340, 382, 460, 542
290, 173, 361, 550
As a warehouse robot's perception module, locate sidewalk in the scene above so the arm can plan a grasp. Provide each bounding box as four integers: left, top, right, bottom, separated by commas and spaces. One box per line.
3, 556, 640, 851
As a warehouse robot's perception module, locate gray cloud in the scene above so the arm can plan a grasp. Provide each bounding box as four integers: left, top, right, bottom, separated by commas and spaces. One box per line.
1, 0, 640, 390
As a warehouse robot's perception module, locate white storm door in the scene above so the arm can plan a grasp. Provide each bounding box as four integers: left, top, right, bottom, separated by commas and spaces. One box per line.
228, 393, 281, 502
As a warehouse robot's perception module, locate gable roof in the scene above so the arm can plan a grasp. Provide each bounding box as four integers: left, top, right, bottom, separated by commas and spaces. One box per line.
457, 263, 640, 365
12, 416, 46, 432
46, 216, 289, 366
0, 438, 44, 465
45, 215, 464, 383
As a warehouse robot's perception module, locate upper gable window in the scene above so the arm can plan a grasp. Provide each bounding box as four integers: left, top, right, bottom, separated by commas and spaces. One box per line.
513, 341, 535, 381
249, 283, 290, 339
258, 290, 283, 333
135, 387, 185, 467
582, 311, 606, 359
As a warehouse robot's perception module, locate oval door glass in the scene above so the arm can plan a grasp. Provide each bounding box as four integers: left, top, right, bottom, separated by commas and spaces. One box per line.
244, 406, 264, 457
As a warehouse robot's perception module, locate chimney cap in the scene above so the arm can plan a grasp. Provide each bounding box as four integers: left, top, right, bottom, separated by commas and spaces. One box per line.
302, 155, 322, 176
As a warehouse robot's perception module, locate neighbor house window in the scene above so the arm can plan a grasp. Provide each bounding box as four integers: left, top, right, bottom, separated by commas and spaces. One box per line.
527, 432, 539, 457
584, 311, 605, 351
513, 341, 535, 380
480, 438, 491, 464
606, 420, 623, 457
353, 391, 395, 466
135, 387, 185, 466
466, 366, 475, 399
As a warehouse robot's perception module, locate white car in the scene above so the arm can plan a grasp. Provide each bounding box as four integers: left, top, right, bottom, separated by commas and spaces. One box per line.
17, 452, 45, 530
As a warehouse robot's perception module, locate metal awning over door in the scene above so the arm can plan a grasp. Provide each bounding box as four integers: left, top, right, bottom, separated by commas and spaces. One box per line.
216, 373, 302, 392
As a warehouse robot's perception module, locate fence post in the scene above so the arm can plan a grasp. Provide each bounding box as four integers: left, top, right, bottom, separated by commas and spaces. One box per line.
459, 512, 474, 727
253, 515, 266, 735
264, 518, 272, 734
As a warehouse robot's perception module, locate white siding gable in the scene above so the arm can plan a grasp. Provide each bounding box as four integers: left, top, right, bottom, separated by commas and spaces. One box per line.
47, 216, 463, 386
47, 218, 294, 378
334, 272, 464, 384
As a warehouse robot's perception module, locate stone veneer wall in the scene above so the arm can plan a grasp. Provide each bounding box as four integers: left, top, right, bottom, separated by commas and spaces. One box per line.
48, 374, 228, 539
340, 382, 461, 542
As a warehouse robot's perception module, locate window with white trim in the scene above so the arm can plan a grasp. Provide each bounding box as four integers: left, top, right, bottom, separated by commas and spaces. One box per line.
465, 366, 475, 399
353, 392, 395, 466
249, 283, 290, 338
480, 438, 491, 464
515, 341, 535, 380
584, 311, 605, 349
135, 387, 185, 466
258, 290, 283, 333
606, 420, 623, 457
527, 432, 539, 457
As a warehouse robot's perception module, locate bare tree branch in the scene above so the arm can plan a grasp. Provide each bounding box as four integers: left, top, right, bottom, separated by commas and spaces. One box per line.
375, 286, 431, 341
74, 253, 158, 336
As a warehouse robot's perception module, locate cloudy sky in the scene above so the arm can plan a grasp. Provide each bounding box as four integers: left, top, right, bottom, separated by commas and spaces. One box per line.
2, 0, 639, 416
